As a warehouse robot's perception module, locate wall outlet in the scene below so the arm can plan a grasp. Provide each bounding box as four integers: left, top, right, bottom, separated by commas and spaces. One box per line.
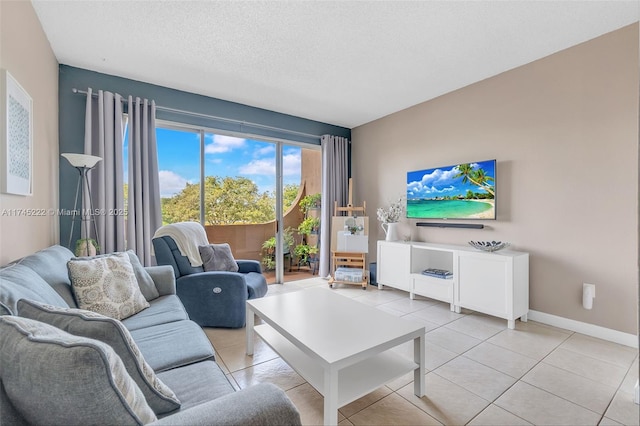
582, 283, 595, 310
583, 283, 596, 297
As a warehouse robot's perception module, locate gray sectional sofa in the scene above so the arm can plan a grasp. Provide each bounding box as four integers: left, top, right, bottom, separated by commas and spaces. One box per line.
0, 245, 301, 425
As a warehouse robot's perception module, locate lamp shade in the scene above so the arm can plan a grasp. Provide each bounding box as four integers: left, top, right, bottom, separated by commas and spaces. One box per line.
61, 153, 102, 169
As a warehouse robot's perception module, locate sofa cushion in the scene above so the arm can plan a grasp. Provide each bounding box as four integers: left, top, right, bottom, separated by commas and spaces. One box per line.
0, 316, 157, 426
67, 252, 149, 320
149, 383, 302, 426
0, 380, 27, 425
130, 320, 215, 372
156, 359, 234, 416
122, 295, 189, 331
17, 299, 181, 415
198, 243, 239, 272
0, 263, 69, 315
15, 245, 77, 307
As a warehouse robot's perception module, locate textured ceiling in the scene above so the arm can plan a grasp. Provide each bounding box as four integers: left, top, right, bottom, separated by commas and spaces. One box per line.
32, 1, 638, 128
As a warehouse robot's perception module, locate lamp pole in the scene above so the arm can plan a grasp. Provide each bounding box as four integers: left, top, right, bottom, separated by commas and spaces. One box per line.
61, 153, 102, 255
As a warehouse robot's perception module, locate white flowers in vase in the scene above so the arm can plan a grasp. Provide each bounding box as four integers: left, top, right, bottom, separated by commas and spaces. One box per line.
376, 197, 405, 223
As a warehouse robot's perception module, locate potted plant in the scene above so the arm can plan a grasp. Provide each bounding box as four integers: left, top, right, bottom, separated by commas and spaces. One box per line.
299, 193, 321, 215
261, 255, 276, 271
297, 217, 320, 236
308, 245, 319, 260
376, 196, 405, 241
348, 224, 364, 235
75, 238, 100, 257
261, 227, 295, 270
294, 243, 312, 266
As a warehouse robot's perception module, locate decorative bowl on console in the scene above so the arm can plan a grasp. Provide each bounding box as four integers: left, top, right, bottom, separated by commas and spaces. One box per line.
468, 241, 510, 252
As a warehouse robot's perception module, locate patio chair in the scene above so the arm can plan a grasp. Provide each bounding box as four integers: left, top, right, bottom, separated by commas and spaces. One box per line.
152, 222, 268, 328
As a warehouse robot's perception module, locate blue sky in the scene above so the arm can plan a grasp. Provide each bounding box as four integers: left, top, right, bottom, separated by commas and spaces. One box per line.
406, 160, 496, 199
125, 127, 302, 197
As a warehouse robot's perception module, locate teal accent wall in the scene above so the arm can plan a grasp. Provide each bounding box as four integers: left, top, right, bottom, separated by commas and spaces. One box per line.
59, 64, 350, 247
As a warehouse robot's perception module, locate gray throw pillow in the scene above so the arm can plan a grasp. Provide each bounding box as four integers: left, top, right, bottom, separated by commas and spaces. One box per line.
0, 263, 69, 314
67, 252, 150, 320
17, 299, 181, 415
126, 250, 160, 301
198, 243, 239, 272
0, 316, 157, 426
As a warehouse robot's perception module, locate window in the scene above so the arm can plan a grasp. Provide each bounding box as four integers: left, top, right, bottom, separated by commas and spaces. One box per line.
157, 127, 201, 224
129, 120, 320, 283
154, 124, 303, 226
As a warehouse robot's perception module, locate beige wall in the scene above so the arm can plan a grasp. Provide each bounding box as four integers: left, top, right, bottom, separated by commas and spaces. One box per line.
0, 1, 59, 264
352, 24, 639, 335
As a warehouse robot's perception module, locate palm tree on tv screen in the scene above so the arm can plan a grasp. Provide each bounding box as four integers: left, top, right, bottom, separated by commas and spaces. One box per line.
454, 163, 495, 197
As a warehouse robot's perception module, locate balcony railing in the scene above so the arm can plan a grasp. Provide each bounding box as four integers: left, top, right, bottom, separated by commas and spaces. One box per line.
203, 184, 318, 283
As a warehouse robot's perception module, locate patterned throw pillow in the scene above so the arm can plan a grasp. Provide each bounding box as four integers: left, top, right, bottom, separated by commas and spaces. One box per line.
198, 243, 239, 272
0, 316, 157, 425
68, 252, 149, 320
17, 299, 181, 415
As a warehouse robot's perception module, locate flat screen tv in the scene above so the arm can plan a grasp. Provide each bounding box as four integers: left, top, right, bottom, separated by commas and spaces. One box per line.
406, 159, 496, 220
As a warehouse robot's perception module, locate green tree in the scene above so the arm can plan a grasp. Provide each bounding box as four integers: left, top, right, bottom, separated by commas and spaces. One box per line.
162, 178, 303, 225
454, 164, 495, 197
283, 184, 299, 213
204, 176, 274, 224
162, 182, 201, 224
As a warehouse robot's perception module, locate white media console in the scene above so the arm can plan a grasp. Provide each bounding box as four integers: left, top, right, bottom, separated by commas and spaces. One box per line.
376, 241, 529, 329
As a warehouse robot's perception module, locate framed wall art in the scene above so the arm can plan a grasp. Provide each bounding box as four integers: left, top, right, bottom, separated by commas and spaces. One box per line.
2, 69, 33, 196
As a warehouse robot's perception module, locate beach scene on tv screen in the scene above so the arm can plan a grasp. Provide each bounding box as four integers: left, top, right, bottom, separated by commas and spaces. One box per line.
406, 160, 496, 219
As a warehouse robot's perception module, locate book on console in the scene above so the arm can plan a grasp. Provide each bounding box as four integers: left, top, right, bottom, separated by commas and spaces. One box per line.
421, 268, 453, 279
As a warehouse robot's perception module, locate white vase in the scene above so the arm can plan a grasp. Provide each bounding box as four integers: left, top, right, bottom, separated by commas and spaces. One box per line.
381, 222, 400, 241
75, 240, 97, 257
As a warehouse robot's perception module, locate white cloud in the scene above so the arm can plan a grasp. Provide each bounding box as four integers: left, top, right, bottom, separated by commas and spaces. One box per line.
407, 166, 461, 197
420, 166, 459, 186
158, 170, 189, 197
204, 135, 246, 154
239, 159, 273, 175
239, 151, 301, 177
255, 145, 275, 156
424, 185, 455, 194
283, 152, 301, 176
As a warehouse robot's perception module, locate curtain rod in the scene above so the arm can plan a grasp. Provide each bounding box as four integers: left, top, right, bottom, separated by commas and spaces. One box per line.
71, 88, 322, 140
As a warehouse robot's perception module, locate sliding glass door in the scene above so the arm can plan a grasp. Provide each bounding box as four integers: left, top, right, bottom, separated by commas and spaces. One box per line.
154, 121, 319, 283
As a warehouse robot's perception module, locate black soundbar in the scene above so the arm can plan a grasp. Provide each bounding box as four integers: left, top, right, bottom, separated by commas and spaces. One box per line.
416, 222, 484, 229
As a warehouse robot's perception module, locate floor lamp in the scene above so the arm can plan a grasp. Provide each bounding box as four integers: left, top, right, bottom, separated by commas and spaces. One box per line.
61, 153, 102, 255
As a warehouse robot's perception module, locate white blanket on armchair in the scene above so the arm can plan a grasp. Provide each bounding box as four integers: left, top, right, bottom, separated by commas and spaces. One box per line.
153, 222, 209, 267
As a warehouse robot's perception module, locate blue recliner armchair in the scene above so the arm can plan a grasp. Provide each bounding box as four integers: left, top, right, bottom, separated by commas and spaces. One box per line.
152, 234, 268, 328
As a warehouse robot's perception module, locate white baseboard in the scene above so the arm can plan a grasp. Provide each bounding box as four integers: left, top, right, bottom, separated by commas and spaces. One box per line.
527, 310, 638, 348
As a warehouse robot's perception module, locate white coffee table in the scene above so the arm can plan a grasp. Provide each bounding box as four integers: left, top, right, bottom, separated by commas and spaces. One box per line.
246, 287, 425, 425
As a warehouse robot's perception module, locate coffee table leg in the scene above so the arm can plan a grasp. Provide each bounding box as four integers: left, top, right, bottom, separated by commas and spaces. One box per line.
246, 305, 254, 356
323, 368, 339, 426
414, 334, 425, 397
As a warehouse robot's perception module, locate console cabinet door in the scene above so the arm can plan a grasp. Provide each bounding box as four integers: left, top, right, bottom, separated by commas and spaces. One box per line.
377, 241, 411, 291
457, 252, 510, 318
457, 251, 529, 325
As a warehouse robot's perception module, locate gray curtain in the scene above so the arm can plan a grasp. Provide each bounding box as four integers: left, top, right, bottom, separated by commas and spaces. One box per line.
84, 89, 126, 254
126, 96, 162, 266
319, 135, 349, 278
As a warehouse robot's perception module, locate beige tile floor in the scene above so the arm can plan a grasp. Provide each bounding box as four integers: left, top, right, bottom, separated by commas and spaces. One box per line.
203, 278, 639, 426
